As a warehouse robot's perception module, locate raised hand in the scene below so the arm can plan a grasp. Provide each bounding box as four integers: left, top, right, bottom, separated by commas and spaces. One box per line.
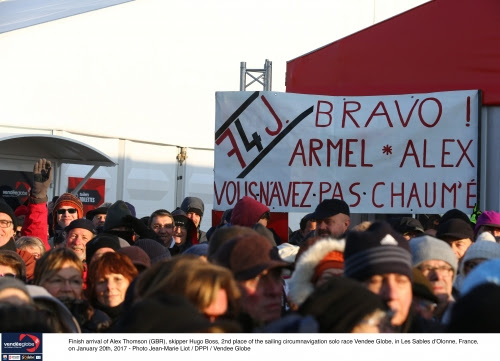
31, 158, 52, 202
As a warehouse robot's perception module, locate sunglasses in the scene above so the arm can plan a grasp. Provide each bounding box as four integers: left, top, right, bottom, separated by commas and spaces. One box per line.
57, 208, 78, 215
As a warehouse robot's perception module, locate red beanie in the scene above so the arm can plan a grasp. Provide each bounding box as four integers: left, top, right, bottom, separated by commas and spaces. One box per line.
312, 251, 344, 284
52, 193, 84, 230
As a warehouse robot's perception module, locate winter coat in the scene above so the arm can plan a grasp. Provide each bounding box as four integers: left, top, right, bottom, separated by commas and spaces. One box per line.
21, 202, 50, 251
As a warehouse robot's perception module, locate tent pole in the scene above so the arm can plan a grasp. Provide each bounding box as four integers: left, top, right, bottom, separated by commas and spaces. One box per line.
70, 165, 100, 195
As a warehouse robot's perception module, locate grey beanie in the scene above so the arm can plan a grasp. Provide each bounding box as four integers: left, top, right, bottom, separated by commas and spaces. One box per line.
460, 240, 500, 275
0, 277, 31, 302
180, 197, 204, 217
410, 235, 458, 274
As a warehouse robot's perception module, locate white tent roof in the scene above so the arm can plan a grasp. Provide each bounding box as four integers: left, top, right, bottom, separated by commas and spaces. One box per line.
0, 134, 115, 167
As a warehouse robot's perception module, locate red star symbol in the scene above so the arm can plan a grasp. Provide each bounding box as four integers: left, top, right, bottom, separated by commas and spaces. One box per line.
382, 144, 392, 155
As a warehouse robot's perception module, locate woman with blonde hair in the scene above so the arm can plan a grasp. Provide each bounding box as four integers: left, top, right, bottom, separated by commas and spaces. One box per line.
134, 255, 240, 322
34, 248, 83, 296
34, 247, 111, 332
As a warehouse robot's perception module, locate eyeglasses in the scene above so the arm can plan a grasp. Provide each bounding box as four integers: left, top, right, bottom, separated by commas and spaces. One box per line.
46, 277, 83, 287
0, 220, 13, 228
0, 273, 16, 278
418, 265, 453, 276
57, 208, 78, 215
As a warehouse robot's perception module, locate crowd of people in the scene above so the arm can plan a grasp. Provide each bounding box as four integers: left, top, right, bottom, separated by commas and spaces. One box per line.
1, 158, 500, 333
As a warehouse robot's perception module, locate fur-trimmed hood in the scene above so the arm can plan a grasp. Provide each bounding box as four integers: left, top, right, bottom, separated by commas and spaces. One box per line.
287, 238, 345, 307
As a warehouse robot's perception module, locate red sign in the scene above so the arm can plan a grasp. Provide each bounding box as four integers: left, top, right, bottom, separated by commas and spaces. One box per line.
68, 177, 106, 216
212, 209, 289, 242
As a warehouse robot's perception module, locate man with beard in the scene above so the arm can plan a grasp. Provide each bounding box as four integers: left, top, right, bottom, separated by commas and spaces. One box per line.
212, 232, 291, 331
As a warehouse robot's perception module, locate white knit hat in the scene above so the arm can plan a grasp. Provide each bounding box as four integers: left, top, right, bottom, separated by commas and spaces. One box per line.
410, 235, 458, 274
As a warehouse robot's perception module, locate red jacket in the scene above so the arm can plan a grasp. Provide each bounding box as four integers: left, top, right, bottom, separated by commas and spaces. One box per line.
21, 200, 51, 251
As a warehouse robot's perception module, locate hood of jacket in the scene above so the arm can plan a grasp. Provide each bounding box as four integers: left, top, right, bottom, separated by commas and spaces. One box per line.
230, 196, 270, 228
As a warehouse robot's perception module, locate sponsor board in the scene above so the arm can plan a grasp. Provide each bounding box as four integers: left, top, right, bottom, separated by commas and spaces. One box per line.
1, 334, 42, 361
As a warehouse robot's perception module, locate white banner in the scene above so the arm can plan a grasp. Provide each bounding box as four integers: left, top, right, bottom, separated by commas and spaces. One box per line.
214, 90, 479, 213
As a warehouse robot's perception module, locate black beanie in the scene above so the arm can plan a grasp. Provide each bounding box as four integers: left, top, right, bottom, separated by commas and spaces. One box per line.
0, 200, 17, 230
344, 221, 413, 281
299, 277, 388, 333
103, 201, 132, 231
436, 218, 474, 241
310, 199, 350, 219
440, 208, 471, 225
447, 283, 500, 333
85, 234, 121, 264
65, 218, 96, 234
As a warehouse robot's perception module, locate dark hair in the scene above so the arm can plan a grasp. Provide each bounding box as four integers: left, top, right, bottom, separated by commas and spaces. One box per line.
259, 212, 271, 221
221, 209, 233, 225
0, 251, 26, 282
148, 209, 173, 227
0, 304, 54, 332
299, 215, 315, 232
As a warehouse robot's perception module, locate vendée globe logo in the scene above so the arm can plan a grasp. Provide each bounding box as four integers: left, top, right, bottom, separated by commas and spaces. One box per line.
2, 333, 42, 358
18, 335, 40, 353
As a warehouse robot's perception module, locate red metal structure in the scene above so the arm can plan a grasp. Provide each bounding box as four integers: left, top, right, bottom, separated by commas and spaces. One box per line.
286, 0, 500, 105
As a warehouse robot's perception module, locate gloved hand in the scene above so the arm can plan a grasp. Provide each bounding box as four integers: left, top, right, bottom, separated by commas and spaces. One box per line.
122, 214, 160, 241
31, 158, 52, 204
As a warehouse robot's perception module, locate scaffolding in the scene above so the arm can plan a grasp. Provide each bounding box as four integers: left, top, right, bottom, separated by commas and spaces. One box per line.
239, 59, 272, 91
